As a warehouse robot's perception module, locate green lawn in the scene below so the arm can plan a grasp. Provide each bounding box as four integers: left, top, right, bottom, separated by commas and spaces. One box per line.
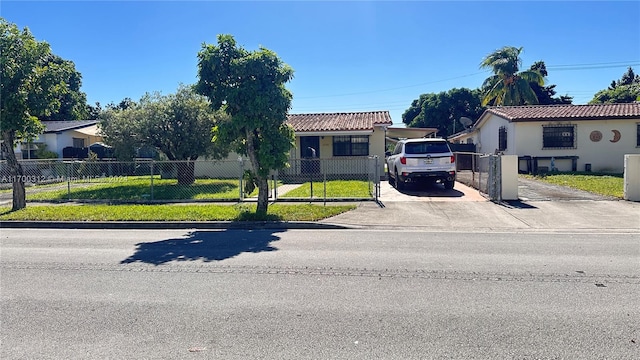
1, 178, 372, 221
26, 177, 243, 201
0, 203, 356, 222
523, 172, 624, 198
281, 180, 372, 198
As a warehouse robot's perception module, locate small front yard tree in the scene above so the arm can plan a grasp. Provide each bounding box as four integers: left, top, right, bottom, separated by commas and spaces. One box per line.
1, 18, 87, 210
196, 34, 295, 214
99, 85, 228, 185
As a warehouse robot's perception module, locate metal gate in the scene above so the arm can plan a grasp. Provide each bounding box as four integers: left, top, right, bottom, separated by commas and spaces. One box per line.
454, 153, 502, 202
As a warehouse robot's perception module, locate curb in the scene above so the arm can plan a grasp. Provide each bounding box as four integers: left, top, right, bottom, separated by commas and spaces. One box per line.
0, 220, 350, 230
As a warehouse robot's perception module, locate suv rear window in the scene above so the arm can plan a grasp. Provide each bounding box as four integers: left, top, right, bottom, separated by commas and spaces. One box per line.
404, 142, 450, 154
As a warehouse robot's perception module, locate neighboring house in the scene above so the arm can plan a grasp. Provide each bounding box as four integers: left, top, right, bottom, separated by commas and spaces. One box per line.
448, 103, 640, 173
17, 120, 103, 159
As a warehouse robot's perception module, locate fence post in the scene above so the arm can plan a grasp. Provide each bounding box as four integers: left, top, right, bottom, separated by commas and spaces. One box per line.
273, 172, 278, 200
66, 161, 71, 200
323, 172, 327, 206
238, 156, 244, 201
374, 155, 380, 201
150, 160, 154, 200
309, 164, 313, 200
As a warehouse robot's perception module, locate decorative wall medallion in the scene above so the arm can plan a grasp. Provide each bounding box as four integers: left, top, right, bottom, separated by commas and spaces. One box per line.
589, 130, 602, 142
610, 129, 621, 143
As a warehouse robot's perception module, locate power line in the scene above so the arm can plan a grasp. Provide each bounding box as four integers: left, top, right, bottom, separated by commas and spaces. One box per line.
294, 71, 488, 100
547, 62, 640, 71
294, 61, 639, 100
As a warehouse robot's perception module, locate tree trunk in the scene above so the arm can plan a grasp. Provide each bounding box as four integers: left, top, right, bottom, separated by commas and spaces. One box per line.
245, 129, 269, 214
177, 161, 195, 185
255, 174, 269, 214
1, 130, 27, 210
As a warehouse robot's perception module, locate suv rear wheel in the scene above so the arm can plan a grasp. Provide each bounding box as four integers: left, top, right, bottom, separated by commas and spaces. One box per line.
444, 180, 455, 190
395, 170, 404, 190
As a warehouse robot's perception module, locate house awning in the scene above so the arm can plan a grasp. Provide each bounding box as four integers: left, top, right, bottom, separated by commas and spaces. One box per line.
73, 124, 99, 136
386, 127, 438, 141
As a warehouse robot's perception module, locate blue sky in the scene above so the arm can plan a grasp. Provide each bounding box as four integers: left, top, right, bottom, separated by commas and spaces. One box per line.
3, 1, 639, 125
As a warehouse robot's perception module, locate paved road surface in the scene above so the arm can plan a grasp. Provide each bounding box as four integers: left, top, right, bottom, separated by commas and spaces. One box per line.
2, 228, 638, 359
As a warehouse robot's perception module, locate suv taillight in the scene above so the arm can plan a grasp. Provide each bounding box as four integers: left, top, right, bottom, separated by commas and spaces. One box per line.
400, 157, 406, 165
450, 155, 455, 163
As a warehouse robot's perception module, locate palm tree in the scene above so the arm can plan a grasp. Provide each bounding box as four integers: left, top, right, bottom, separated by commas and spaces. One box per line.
480, 46, 544, 106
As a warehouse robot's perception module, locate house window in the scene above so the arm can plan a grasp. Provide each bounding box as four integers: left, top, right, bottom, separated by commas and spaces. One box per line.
333, 135, 369, 156
498, 126, 507, 151
72, 138, 85, 148
542, 125, 576, 149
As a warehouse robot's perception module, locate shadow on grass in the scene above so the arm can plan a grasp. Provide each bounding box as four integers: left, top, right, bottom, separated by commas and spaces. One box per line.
121, 229, 286, 265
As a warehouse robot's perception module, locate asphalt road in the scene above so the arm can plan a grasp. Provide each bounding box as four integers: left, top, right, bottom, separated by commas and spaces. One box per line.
1, 228, 638, 359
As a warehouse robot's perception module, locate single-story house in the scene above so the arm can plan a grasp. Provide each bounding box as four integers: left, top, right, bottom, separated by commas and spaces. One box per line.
285, 111, 393, 175
191, 111, 395, 179
448, 103, 640, 173
17, 120, 103, 159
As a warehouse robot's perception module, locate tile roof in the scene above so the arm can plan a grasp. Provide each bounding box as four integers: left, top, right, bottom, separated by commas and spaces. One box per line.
486, 103, 640, 122
286, 111, 392, 132
43, 120, 98, 133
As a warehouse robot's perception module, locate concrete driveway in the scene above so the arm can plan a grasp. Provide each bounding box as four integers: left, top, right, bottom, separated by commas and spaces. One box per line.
326, 179, 640, 232
379, 181, 487, 202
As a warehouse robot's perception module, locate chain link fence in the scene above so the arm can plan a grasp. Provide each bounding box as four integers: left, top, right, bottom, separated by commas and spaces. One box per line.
1, 156, 380, 203
454, 152, 501, 202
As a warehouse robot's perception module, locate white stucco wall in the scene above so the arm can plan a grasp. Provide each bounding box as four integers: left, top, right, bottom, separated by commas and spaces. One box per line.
513, 120, 640, 173
475, 115, 511, 155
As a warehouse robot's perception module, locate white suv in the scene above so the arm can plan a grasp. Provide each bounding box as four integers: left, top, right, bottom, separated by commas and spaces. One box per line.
386, 138, 456, 190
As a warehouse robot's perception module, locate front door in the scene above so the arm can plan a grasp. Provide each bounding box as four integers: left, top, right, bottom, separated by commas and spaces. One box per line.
300, 136, 320, 174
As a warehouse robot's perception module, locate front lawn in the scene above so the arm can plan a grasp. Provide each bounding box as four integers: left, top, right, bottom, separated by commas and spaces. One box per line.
26, 177, 245, 201
0, 203, 356, 222
523, 172, 624, 198
280, 180, 372, 199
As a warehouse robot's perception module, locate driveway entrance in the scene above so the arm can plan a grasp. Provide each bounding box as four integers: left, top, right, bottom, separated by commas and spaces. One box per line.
379, 177, 615, 203
379, 181, 486, 202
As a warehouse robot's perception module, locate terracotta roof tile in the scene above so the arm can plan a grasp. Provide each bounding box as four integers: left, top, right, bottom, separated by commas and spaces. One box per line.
286, 111, 392, 132
487, 103, 640, 121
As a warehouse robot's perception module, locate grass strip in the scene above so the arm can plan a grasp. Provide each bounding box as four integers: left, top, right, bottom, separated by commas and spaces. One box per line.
281, 180, 372, 198
0, 203, 355, 222
522, 173, 623, 198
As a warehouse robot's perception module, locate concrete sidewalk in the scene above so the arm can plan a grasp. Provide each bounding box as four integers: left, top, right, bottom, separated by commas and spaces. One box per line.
1, 180, 638, 232
3, 198, 638, 233
319, 199, 640, 233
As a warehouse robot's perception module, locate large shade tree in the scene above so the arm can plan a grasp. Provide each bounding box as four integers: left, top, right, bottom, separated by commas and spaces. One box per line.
589, 67, 640, 104
480, 46, 544, 106
196, 34, 295, 214
99, 85, 228, 184
34, 54, 89, 121
402, 88, 485, 137
1, 18, 87, 210
528, 61, 572, 105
